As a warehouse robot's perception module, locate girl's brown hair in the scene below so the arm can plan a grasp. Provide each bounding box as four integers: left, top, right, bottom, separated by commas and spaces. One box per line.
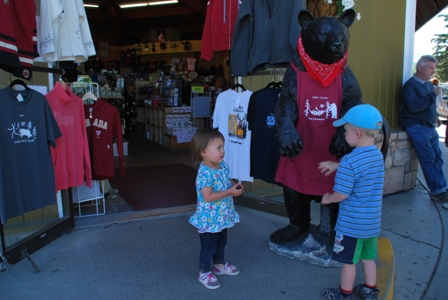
190, 128, 225, 168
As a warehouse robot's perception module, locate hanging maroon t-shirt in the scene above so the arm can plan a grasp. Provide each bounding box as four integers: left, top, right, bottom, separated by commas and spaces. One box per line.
275, 64, 342, 195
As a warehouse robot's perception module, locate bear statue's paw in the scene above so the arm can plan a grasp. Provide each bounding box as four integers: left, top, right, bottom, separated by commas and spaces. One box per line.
330, 131, 352, 159
268, 223, 309, 245
277, 133, 304, 158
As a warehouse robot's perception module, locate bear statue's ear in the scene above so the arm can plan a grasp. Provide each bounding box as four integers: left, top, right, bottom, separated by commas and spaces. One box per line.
297, 9, 315, 29
339, 8, 356, 28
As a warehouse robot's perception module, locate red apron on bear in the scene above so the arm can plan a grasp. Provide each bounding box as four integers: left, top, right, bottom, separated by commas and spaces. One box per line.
275, 63, 342, 196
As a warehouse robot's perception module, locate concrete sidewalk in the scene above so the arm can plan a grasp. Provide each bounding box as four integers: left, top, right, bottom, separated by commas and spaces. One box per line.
1, 132, 447, 299
0, 178, 445, 300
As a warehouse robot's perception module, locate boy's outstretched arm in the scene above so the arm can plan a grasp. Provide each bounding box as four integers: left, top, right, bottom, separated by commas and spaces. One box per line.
322, 191, 347, 205
318, 161, 340, 177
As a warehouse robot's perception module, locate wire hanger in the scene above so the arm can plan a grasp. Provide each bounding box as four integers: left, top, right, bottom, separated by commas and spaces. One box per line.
82, 92, 97, 102
265, 81, 277, 88
231, 83, 246, 91
265, 81, 283, 89
10, 79, 29, 91
59, 69, 67, 91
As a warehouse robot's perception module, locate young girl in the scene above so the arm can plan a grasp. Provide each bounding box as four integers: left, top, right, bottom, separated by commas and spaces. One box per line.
189, 128, 244, 289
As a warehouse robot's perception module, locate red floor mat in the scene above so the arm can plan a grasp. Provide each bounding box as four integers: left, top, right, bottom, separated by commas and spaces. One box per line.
109, 164, 197, 211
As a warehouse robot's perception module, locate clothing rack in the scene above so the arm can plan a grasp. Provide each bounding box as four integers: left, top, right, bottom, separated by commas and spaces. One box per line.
0, 223, 7, 272
32, 66, 64, 75
248, 69, 285, 76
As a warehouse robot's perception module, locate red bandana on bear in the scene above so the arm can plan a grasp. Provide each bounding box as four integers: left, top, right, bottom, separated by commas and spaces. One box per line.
297, 35, 347, 87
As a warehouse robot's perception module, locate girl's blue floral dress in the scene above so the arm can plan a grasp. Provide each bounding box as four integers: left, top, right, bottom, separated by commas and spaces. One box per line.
189, 161, 240, 233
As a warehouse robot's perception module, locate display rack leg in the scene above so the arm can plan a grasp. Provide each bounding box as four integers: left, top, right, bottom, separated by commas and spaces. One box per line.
21, 249, 39, 273
0, 253, 7, 272
0, 223, 7, 272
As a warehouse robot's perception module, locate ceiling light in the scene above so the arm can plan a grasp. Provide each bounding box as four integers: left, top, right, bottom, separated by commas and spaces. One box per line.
149, 0, 178, 6
119, 3, 148, 8
119, 0, 178, 9
84, 4, 99, 8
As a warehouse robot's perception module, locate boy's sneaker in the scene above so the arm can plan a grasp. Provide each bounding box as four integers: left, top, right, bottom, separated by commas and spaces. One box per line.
322, 287, 354, 300
213, 262, 240, 276
354, 284, 379, 300
198, 271, 221, 289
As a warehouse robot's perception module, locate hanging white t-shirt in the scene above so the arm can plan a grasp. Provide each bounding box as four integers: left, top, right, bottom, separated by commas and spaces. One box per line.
212, 89, 254, 182
39, 0, 96, 62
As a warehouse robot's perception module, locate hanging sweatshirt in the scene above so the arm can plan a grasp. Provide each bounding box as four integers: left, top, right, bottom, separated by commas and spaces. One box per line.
39, 0, 96, 62
46, 81, 92, 191
0, 0, 38, 80
84, 99, 126, 180
231, 0, 305, 76
200, 0, 241, 61
0, 1, 21, 76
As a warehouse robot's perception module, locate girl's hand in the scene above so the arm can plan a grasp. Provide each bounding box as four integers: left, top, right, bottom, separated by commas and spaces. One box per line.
318, 161, 339, 176
230, 182, 244, 196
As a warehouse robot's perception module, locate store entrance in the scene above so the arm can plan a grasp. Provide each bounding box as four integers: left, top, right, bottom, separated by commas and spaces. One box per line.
122, 131, 192, 169
76, 131, 194, 225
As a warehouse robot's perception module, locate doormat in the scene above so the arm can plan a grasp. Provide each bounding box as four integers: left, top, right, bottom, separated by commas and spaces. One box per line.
109, 164, 197, 211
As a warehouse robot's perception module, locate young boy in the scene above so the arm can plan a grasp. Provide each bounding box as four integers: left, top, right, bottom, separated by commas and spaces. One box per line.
318, 104, 384, 300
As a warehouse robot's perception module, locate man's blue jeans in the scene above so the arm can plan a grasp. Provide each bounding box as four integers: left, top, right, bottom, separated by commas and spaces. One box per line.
406, 124, 448, 196
199, 229, 227, 273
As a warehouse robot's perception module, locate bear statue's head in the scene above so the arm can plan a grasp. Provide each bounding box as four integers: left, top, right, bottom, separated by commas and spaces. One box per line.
298, 9, 356, 65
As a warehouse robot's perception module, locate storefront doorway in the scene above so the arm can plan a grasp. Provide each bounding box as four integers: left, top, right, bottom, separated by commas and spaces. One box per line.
74, 131, 195, 226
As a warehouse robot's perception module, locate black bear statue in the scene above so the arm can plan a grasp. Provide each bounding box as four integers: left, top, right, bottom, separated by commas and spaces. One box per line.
268, 9, 390, 267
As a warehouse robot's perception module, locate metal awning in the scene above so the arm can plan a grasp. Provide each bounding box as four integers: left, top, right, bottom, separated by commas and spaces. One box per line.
416, 0, 448, 30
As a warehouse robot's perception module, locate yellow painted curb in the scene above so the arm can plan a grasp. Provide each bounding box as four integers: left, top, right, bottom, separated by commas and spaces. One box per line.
377, 237, 395, 300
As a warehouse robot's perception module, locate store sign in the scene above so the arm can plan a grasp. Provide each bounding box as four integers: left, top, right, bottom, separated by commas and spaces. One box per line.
191, 85, 204, 93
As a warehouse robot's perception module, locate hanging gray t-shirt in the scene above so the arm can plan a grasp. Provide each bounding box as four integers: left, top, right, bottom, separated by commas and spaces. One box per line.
0, 86, 62, 223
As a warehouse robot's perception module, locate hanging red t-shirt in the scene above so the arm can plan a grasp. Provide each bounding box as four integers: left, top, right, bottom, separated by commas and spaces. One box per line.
275, 65, 342, 196
84, 99, 126, 180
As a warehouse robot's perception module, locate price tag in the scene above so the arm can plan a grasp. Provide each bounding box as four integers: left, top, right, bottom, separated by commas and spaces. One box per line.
234, 96, 240, 108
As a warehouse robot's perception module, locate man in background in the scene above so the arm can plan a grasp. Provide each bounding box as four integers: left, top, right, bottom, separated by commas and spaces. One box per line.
400, 55, 448, 205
